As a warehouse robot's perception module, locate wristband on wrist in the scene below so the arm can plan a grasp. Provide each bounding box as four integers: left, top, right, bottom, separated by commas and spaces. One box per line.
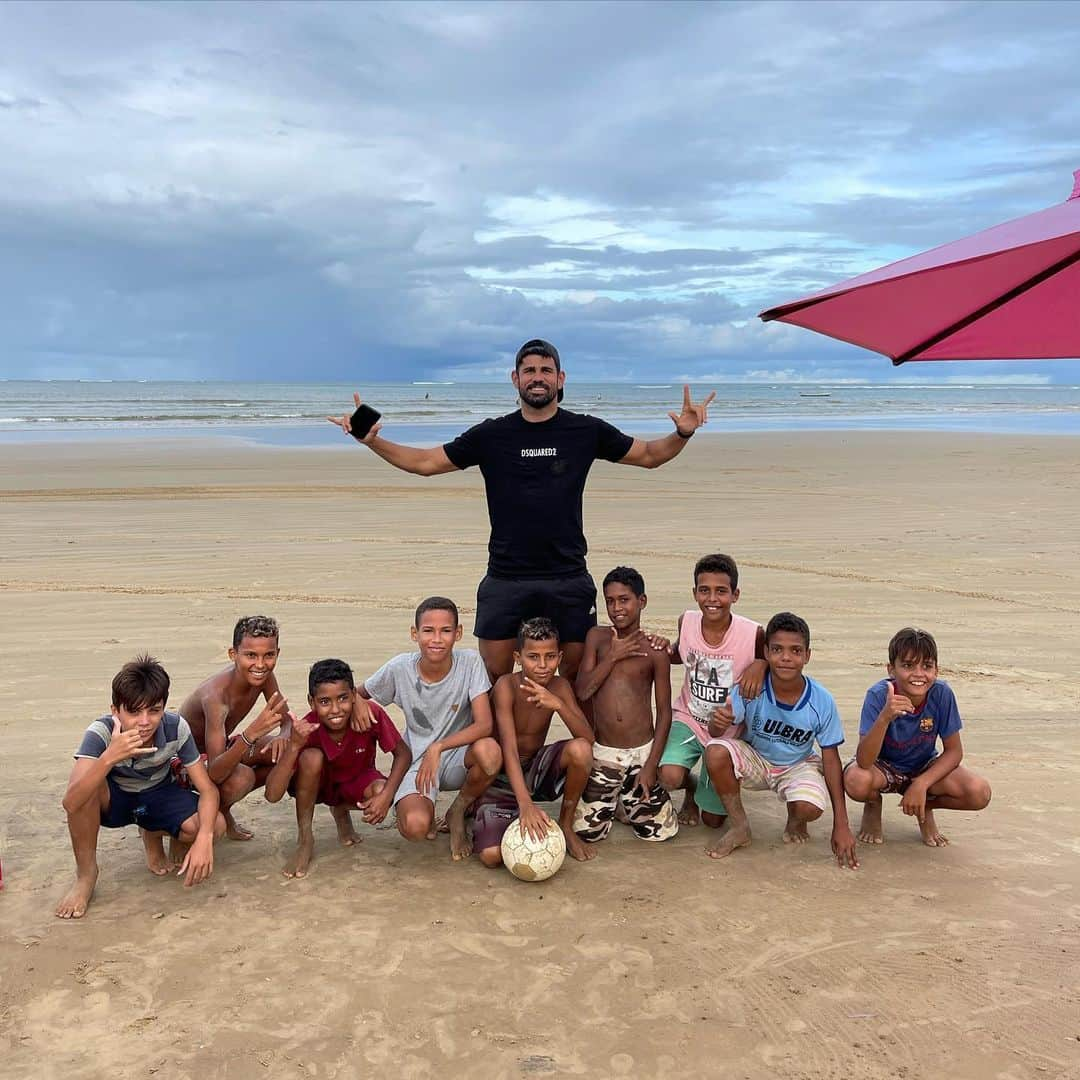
675, 427, 694, 439
239, 730, 255, 749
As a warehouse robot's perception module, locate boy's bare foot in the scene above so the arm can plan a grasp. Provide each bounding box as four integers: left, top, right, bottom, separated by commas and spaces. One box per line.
332, 807, 362, 846
706, 823, 751, 859
283, 830, 315, 878
562, 823, 596, 862
858, 798, 884, 844
141, 831, 175, 876
919, 810, 949, 847
55, 868, 98, 919
446, 796, 471, 860
433, 815, 450, 834
169, 835, 191, 867
224, 808, 254, 841
678, 793, 700, 827
783, 820, 810, 844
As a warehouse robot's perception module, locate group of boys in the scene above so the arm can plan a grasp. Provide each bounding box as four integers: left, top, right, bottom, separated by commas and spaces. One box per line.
55, 555, 992, 919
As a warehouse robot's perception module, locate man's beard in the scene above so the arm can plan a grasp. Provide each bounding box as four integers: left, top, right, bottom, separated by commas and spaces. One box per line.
520, 383, 557, 408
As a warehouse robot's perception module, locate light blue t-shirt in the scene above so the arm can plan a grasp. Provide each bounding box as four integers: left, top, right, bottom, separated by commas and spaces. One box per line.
729, 674, 844, 767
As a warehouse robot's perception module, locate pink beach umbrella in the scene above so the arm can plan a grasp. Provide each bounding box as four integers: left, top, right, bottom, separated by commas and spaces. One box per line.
758, 170, 1080, 365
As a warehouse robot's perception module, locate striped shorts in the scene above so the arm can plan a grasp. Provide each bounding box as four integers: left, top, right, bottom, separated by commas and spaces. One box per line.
706, 738, 827, 811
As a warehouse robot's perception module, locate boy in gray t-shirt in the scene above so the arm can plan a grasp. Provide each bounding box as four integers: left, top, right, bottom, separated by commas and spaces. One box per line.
360, 596, 502, 860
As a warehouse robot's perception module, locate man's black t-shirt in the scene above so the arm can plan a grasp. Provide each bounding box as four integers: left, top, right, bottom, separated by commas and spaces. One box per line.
443, 409, 634, 579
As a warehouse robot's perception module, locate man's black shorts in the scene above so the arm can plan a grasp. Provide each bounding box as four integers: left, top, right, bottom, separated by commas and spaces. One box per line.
474, 572, 597, 643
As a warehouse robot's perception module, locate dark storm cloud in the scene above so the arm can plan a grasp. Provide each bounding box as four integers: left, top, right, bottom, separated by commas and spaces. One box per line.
1, 0, 1078, 381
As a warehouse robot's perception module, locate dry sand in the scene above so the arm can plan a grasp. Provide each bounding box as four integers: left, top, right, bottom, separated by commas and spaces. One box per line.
0, 431, 1078, 1080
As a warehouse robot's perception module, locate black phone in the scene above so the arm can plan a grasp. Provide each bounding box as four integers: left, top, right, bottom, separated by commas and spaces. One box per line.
348, 403, 381, 440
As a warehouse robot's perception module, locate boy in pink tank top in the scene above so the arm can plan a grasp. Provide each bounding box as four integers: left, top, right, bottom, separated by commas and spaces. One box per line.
658, 554, 766, 830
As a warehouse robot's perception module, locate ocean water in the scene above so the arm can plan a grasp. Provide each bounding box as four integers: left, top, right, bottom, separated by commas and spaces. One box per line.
2, 380, 1080, 446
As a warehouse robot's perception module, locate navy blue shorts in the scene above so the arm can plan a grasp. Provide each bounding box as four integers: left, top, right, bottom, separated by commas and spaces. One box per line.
474, 572, 597, 643
102, 776, 199, 837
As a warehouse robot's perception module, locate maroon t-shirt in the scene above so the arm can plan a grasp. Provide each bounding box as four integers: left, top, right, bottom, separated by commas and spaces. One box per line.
300, 702, 402, 787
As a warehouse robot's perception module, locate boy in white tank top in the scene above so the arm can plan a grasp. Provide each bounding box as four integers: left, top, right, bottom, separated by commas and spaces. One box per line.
658, 554, 766, 830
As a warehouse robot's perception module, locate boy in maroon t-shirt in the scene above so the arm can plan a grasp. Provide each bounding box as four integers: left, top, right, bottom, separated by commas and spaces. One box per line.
265, 658, 411, 878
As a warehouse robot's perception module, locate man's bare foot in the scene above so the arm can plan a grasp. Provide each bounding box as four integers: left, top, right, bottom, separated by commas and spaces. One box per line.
332, 807, 362, 847
433, 815, 450, 834
283, 831, 316, 878
858, 798, 884, 844
783, 820, 810, 844
706, 823, 751, 859
678, 792, 700, 827
55, 868, 98, 919
446, 796, 472, 861
224, 808, 254, 841
919, 810, 949, 847
562, 823, 596, 862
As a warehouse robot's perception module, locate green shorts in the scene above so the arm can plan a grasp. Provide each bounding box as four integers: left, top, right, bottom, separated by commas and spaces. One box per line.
659, 720, 727, 817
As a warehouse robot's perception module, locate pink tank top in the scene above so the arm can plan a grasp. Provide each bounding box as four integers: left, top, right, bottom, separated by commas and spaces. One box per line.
674, 610, 760, 744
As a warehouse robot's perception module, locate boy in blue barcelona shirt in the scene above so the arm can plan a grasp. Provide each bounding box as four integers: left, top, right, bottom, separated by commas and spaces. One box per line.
844, 627, 991, 847
702, 612, 858, 868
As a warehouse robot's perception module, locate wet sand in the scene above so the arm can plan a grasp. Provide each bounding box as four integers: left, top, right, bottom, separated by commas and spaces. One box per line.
1, 432, 1078, 1079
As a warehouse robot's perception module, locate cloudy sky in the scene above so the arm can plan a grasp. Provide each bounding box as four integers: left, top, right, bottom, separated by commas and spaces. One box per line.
2, 0, 1079, 383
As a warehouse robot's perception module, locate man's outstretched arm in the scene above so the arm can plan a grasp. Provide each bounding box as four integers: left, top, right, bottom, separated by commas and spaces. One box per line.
619, 384, 716, 470
328, 393, 460, 476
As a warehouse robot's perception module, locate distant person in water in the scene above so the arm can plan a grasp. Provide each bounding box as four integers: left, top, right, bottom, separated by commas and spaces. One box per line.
330, 340, 715, 684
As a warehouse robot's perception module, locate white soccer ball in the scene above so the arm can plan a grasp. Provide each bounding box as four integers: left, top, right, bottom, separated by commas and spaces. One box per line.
500, 817, 566, 882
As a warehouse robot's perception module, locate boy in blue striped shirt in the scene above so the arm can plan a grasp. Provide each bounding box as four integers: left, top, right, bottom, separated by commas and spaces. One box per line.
55, 655, 225, 919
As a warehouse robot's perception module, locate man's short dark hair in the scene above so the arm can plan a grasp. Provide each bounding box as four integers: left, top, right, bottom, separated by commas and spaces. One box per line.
603, 565, 646, 597
516, 616, 560, 650
515, 338, 564, 403
308, 658, 355, 697
765, 612, 810, 649
415, 596, 459, 627
232, 615, 279, 649
694, 553, 739, 590
888, 627, 938, 666
112, 654, 170, 711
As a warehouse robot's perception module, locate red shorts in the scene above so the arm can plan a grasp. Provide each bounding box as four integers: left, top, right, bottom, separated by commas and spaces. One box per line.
317, 769, 386, 807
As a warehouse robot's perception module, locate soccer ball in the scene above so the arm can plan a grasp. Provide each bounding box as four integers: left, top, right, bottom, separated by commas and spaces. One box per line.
500, 817, 566, 882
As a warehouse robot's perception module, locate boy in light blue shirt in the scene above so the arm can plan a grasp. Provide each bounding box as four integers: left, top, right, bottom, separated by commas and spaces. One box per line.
702, 612, 857, 868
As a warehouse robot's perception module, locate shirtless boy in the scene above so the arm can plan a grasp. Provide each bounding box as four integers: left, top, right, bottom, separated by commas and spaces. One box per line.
179, 615, 290, 840
844, 627, 991, 848
56, 655, 224, 919
574, 567, 680, 846
473, 617, 595, 867
265, 658, 412, 878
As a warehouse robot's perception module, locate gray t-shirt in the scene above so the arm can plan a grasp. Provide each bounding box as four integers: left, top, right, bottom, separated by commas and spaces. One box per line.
76, 712, 200, 793
364, 649, 491, 756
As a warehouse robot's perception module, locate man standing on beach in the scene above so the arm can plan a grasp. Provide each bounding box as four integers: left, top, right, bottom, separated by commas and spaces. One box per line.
330, 340, 715, 683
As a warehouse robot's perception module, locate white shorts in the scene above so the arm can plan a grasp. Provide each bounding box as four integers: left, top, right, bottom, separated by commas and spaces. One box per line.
706, 738, 828, 811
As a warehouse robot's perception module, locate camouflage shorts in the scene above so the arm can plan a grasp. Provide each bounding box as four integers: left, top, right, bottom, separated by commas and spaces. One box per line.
573, 742, 679, 843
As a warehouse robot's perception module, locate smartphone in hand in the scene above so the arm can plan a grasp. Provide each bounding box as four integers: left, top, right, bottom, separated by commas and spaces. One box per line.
349, 403, 381, 441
